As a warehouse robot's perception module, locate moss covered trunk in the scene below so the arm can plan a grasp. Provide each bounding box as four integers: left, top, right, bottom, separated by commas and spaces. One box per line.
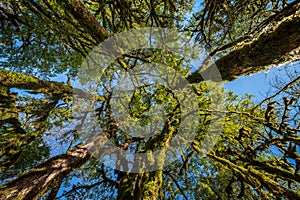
187, 2, 300, 83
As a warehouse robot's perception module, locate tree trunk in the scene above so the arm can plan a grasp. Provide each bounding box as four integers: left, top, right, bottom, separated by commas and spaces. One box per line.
0, 145, 91, 200
187, 2, 300, 83
116, 125, 174, 199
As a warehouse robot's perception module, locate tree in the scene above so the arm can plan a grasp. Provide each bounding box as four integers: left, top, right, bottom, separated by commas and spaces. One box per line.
0, 0, 299, 199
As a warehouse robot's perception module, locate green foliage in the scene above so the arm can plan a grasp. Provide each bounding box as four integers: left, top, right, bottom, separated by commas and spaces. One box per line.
0, 0, 299, 199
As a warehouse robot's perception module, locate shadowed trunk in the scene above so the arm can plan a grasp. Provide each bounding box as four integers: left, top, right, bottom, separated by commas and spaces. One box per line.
0, 145, 91, 200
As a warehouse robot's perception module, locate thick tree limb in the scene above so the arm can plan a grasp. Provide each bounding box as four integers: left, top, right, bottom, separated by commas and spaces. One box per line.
0, 69, 72, 95
187, 12, 300, 83
0, 69, 103, 100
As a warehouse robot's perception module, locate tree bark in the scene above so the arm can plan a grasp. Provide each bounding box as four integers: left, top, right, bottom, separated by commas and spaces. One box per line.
0, 145, 91, 200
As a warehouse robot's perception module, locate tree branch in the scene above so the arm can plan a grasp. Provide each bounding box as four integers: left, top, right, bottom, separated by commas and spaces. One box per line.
164, 171, 188, 200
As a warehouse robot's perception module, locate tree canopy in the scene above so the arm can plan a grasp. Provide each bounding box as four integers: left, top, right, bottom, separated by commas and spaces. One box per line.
0, 0, 299, 199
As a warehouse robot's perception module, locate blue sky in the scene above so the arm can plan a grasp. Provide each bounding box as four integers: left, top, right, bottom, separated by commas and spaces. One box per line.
224, 61, 299, 102
53, 61, 299, 103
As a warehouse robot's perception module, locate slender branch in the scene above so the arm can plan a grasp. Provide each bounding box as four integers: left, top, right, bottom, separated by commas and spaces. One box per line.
55, 180, 115, 199
164, 171, 188, 200
252, 75, 300, 110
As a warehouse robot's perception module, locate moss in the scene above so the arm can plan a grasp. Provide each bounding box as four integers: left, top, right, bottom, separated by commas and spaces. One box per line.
0, 86, 8, 96
142, 170, 163, 200
0, 189, 9, 198
0, 69, 38, 86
